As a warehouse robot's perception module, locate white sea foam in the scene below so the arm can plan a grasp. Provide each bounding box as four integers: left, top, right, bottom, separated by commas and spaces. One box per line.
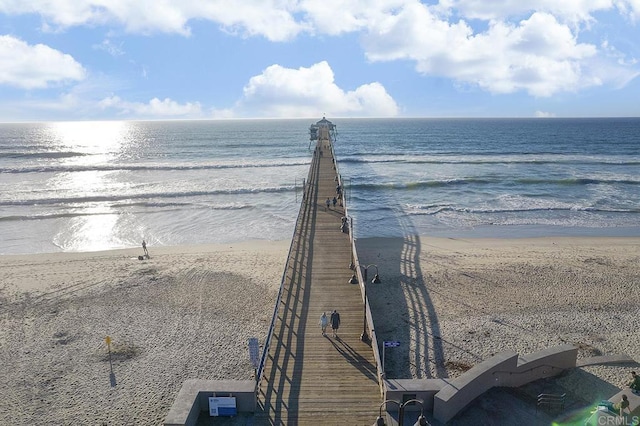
1, 118, 639, 254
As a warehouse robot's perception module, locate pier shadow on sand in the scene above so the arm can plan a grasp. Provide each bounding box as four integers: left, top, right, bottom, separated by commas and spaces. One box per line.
353, 186, 448, 380
348, 166, 639, 423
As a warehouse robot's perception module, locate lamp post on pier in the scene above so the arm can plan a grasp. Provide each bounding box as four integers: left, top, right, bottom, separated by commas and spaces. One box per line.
373, 399, 429, 426
348, 264, 381, 343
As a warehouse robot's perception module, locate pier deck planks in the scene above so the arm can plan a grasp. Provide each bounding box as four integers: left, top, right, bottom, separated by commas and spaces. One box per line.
256, 137, 381, 425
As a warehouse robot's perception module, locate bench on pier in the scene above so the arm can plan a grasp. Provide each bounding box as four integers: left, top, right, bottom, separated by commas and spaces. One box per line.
163, 379, 255, 426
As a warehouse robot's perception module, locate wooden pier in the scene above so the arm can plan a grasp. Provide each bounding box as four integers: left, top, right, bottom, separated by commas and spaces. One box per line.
256, 128, 381, 424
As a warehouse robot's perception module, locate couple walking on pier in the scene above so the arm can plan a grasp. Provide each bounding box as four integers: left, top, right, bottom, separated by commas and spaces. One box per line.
325, 197, 338, 211
319, 310, 340, 338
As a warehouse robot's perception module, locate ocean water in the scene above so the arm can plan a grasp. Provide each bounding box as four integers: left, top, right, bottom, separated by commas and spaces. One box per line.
339, 118, 640, 240
1, 118, 638, 254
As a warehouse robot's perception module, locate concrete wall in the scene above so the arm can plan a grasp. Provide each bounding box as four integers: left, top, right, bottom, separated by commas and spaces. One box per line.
431, 344, 578, 423
498, 344, 578, 387
376, 344, 578, 423
433, 351, 519, 423
164, 379, 256, 426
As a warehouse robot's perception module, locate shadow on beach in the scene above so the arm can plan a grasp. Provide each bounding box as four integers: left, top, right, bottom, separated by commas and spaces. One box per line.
351, 174, 640, 423
354, 187, 448, 379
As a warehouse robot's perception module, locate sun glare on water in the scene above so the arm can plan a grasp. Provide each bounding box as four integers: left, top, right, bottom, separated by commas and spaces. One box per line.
50, 120, 130, 162
47, 121, 136, 252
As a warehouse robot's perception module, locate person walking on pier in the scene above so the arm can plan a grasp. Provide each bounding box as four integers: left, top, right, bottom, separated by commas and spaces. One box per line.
325, 197, 331, 211
319, 312, 328, 336
330, 309, 341, 338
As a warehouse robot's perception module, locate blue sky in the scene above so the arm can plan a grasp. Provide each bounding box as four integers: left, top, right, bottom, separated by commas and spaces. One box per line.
1, 1, 639, 121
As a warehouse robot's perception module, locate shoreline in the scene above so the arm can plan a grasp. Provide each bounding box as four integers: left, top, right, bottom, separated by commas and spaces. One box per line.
0, 238, 295, 257
4, 224, 640, 256
356, 224, 640, 241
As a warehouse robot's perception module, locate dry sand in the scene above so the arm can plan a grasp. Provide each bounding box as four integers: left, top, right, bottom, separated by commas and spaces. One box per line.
0, 241, 289, 426
1, 236, 639, 425
358, 236, 640, 413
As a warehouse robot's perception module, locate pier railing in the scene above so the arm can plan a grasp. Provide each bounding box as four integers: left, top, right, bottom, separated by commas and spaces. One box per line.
255, 141, 321, 385
256, 136, 385, 396
330, 141, 386, 396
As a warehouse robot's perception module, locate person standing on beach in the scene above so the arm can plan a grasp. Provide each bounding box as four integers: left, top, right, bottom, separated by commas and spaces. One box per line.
319, 312, 328, 336
330, 309, 340, 338
142, 240, 149, 257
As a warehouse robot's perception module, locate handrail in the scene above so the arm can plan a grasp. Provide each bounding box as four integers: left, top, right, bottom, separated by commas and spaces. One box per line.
538, 393, 566, 399
257, 129, 387, 397
537, 393, 566, 413
351, 240, 386, 394
255, 141, 320, 385
332, 139, 386, 395
491, 363, 564, 377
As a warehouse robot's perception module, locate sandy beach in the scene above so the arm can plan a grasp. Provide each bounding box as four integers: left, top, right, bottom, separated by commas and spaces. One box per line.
358, 236, 640, 411
1, 236, 639, 425
0, 241, 289, 425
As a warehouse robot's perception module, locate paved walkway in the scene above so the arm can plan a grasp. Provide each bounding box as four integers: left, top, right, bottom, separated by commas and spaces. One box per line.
256, 138, 381, 424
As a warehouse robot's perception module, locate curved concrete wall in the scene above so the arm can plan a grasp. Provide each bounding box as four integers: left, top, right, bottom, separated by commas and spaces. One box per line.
378, 344, 577, 423
432, 344, 577, 423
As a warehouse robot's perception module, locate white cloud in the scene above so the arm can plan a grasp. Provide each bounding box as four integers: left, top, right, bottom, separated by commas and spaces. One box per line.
0, 35, 86, 89
0, 1, 189, 35
2, 0, 639, 40
99, 96, 203, 117
5, 0, 638, 37
446, 0, 616, 23
93, 39, 124, 56
299, 0, 413, 36
361, 6, 618, 96
0, 0, 308, 40
535, 110, 556, 117
200, 1, 309, 41
236, 61, 399, 117
615, 0, 640, 21
1, 0, 638, 100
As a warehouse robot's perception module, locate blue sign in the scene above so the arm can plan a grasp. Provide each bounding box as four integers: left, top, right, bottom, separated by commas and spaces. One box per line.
209, 397, 237, 417
384, 341, 400, 348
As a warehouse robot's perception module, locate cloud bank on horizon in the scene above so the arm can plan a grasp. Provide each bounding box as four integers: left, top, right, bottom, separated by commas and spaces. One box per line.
0, 0, 639, 120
